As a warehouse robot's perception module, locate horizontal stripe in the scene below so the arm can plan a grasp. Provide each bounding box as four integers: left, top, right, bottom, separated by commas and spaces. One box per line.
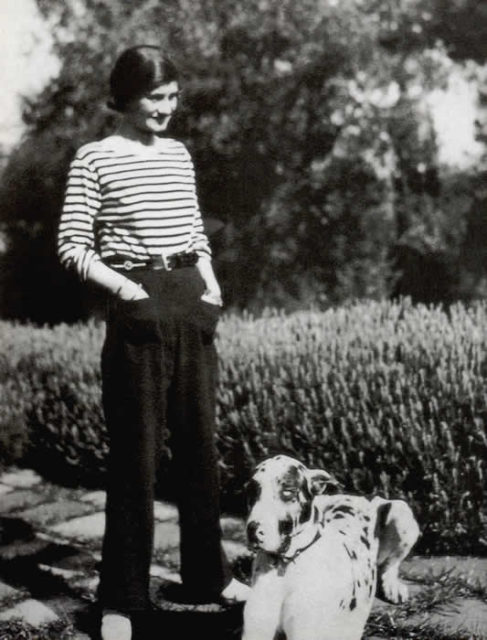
106, 239, 189, 252
104, 219, 194, 230
57, 136, 211, 279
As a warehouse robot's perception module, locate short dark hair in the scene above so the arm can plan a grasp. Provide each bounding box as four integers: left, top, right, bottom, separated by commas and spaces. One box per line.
108, 45, 179, 112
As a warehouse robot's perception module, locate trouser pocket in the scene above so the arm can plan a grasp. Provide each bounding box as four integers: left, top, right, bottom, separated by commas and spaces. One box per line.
116, 297, 161, 344
191, 297, 222, 343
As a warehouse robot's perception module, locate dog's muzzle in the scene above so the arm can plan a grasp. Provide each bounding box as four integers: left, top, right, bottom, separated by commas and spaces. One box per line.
247, 520, 265, 548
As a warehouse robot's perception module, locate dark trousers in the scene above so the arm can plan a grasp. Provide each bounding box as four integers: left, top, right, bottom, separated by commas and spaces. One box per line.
98, 266, 232, 613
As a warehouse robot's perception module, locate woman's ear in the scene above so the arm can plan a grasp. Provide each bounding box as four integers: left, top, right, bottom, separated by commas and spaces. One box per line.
307, 469, 342, 495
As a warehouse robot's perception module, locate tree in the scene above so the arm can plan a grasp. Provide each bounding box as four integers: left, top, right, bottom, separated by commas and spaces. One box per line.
1, 0, 485, 321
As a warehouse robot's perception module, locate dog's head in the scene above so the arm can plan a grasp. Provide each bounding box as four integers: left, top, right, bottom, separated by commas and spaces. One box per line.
245, 455, 340, 555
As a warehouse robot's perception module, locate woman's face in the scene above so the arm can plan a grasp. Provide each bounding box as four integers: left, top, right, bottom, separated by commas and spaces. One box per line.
123, 81, 179, 135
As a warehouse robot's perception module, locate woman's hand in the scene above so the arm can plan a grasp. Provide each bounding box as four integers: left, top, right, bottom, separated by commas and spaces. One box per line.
196, 257, 223, 306
85, 261, 149, 301
116, 279, 150, 301
201, 288, 223, 307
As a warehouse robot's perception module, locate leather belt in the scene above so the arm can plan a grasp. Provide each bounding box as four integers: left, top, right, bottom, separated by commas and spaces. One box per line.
106, 251, 198, 272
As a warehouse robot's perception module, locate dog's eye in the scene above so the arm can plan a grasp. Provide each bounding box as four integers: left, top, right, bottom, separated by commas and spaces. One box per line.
281, 489, 297, 501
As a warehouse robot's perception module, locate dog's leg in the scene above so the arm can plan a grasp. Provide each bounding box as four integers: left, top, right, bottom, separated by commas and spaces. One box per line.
372, 497, 420, 604
242, 558, 283, 640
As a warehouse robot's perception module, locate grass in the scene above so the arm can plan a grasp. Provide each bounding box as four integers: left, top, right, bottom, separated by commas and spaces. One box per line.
366, 567, 487, 639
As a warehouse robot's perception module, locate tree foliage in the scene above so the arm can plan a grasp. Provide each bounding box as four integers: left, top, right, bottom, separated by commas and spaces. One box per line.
0, 0, 486, 321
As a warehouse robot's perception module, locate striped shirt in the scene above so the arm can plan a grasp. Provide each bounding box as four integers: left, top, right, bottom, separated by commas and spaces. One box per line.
57, 135, 211, 280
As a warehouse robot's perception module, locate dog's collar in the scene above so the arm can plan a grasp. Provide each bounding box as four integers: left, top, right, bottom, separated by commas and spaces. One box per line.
269, 527, 322, 569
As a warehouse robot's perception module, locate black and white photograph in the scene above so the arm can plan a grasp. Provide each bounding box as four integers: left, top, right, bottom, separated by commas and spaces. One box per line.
0, 1, 486, 638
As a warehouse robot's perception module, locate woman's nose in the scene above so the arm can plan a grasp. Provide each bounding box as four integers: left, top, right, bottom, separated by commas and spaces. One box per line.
155, 98, 176, 114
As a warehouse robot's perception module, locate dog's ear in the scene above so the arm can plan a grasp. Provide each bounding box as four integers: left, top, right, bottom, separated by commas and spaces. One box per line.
307, 469, 342, 495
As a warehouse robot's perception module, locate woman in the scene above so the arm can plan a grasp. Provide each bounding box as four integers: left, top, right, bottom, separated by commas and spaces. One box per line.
58, 45, 249, 640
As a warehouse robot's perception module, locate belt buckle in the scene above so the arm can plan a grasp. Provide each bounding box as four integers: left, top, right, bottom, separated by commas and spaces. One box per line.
123, 260, 134, 271
160, 251, 173, 271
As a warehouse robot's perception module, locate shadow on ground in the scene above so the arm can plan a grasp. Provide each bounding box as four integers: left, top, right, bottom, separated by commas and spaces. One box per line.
0, 514, 247, 640
73, 600, 244, 640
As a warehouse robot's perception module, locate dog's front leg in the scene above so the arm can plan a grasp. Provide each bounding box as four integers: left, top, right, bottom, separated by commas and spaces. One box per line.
242, 557, 284, 640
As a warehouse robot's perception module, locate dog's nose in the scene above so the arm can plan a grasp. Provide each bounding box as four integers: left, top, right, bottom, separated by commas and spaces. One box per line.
247, 521, 264, 545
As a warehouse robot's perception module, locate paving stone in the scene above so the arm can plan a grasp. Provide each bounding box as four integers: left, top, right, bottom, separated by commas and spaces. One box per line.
17, 499, 97, 528
403, 555, 487, 590
155, 546, 180, 569
154, 501, 178, 521
49, 512, 105, 540
80, 490, 106, 508
221, 515, 245, 532
221, 516, 246, 544
59, 551, 98, 572
1, 490, 48, 513
222, 540, 250, 563
0, 598, 59, 625
71, 574, 99, 593
77, 495, 178, 523
0, 485, 13, 496
37, 546, 98, 573
43, 594, 90, 620
0, 469, 42, 489
153, 521, 180, 551
0, 580, 21, 603
405, 597, 487, 637
38, 563, 84, 582
0, 537, 51, 561
150, 564, 181, 582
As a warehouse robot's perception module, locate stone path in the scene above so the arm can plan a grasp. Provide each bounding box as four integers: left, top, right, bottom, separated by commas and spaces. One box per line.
0, 467, 485, 639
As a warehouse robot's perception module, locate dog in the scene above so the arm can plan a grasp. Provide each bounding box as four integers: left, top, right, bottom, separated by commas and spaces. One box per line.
242, 455, 420, 640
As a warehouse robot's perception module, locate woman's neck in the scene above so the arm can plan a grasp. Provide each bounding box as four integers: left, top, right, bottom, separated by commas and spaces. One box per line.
116, 121, 159, 147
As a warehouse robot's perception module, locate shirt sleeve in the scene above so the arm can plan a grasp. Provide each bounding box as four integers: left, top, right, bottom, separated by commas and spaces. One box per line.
57, 150, 102, 280
183, 147, 212, 259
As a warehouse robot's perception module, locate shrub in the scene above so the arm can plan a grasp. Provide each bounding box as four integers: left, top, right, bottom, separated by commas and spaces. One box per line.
0, 320, 106, 484
0, 298, 486, 553
216, 300, 487, 553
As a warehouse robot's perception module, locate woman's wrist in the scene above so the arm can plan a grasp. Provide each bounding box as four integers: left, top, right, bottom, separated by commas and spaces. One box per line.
196, 257, 221, 293
113, 278, 147, 301
86, 261, 147, 300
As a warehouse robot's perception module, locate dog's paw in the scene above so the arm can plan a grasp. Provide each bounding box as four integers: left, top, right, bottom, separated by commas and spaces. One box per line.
377, 573, 409, 604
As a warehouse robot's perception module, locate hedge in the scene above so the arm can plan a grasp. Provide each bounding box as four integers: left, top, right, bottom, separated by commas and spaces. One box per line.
0, 299, 486, 553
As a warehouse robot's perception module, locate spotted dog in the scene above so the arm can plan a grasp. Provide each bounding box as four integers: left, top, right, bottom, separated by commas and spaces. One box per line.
242, 455, 420, 640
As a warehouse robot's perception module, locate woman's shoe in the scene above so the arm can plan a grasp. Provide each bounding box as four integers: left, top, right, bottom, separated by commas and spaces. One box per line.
101, 611, 132, 640
220, 578, 251, 603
